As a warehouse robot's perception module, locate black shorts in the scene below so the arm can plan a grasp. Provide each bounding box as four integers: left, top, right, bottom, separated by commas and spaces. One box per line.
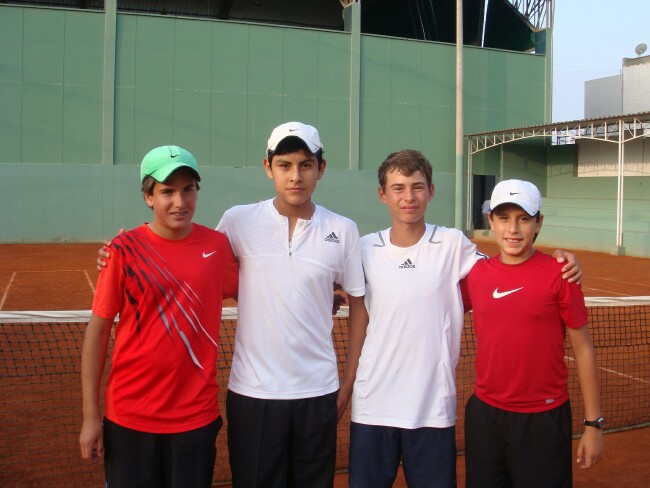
103, 416, 222, 488
226, 389, 338, 488
464, 394, 572, 488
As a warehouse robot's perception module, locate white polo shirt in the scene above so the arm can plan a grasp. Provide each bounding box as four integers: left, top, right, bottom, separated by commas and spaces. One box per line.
217, 199, 365, 400
352, 224, 484, 428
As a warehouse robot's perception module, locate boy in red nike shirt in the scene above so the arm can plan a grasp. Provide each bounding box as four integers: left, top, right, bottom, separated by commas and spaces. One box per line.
79, 145, 238, 487
462, 179, 604, 487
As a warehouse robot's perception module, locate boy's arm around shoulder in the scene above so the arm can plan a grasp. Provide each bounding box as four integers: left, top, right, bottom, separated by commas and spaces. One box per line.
551, 249, 582, 284
567, 324, 604, 469
96, 228, 126, 272
337, 294, 369, 421
79, 314, 113, 463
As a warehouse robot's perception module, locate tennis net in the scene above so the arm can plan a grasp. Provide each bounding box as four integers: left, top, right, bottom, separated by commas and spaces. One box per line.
1, 297, 649, 487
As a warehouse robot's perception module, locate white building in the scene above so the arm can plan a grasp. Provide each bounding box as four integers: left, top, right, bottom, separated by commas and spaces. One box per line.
585, 54, 650, 118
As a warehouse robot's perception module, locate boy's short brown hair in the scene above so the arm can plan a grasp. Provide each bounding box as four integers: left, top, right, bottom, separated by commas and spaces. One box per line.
378, 149, 433, 190
141, 169, 201, 197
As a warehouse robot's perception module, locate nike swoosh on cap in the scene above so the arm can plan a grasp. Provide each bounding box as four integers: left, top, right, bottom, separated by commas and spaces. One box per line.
202, 251, 217, 258
492, 287, 523, 299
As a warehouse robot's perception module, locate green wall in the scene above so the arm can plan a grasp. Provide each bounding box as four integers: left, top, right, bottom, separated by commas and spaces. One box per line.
0, 8, 104, 165
471, 141, 650, 257
502, 143, 548, 193
0, 5, 548, 242
542, 144, 650, 257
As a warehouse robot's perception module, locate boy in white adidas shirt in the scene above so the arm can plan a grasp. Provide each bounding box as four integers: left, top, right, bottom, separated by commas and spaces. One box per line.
339, 150, 581, 488
216, 122, 366, 487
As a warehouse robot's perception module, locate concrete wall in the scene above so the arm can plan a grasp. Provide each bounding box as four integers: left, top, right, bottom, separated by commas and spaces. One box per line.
584, 55, 650, 118
577, 138, 650, 177
585, 75, 622, 119
623, 56, 650, 115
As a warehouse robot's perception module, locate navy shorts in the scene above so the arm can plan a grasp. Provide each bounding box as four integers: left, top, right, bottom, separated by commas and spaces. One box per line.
349, 421, 456, 488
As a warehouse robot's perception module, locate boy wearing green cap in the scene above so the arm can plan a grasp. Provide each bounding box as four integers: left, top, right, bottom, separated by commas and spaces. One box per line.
79, 145, 239, 487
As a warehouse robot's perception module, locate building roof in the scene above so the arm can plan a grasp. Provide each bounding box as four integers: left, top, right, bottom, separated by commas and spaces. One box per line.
5, 0, 550, 50
467, 111, 650, 153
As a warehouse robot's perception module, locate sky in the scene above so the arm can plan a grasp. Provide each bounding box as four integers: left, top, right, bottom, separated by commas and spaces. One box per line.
552, 0, 650, 122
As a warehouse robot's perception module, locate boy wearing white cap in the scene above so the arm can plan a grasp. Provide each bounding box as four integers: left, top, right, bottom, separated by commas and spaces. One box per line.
80, 146, 239, 487
462, 179, 604, 487
216, 122, 366, 487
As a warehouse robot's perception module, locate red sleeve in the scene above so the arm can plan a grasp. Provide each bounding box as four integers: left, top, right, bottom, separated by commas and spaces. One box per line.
91, 241, 124, 320
460, 277, 472, 313
558, 276, 588, 329
221, 236, 239, 301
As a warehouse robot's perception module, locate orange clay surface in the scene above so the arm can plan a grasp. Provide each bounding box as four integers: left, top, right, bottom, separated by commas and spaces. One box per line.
1, 241, 649, 486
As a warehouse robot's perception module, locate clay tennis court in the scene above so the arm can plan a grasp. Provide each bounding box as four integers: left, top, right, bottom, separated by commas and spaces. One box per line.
1, 240, 649, 487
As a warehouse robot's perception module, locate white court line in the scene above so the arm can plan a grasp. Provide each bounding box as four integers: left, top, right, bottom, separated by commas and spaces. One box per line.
1, 270, 95, 309
0, 272, 16, 310
566, 356, 650, 385
582, 287, 631, 296
12, 269, 91, 273
84, 270, 95, 294
589, 276, 650, 289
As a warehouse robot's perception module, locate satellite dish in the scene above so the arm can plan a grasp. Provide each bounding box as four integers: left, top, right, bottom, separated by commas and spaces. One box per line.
635, 43, 647, 56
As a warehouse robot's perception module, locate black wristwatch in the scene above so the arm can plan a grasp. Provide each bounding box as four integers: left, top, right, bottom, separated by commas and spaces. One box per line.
584, 417, 605, 429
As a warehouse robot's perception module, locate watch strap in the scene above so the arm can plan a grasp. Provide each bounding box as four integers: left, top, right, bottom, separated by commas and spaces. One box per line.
584, 417, 605, 429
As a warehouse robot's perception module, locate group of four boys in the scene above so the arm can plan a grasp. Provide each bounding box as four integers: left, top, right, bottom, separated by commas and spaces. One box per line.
80, 121, 604, 487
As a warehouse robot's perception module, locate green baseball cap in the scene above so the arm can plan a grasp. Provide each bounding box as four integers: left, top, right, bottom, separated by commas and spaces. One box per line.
140, 145, 201, 183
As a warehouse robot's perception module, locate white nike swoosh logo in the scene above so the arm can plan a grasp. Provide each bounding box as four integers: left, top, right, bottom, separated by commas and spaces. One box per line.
202, 251, 217, 258
492, 287, 523, 299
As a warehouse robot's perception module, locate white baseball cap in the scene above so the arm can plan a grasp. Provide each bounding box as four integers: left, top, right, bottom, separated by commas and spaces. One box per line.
490, 179, 542, 216
267, 122, 323, 154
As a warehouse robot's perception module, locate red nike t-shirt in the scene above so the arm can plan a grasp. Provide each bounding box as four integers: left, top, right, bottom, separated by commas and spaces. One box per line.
92, 223, 238, 433
462, 251, 587, 413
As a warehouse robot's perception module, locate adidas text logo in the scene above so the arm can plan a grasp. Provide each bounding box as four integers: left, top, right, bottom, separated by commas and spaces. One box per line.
399, 258, 415, 269
324, 232, 340, 243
